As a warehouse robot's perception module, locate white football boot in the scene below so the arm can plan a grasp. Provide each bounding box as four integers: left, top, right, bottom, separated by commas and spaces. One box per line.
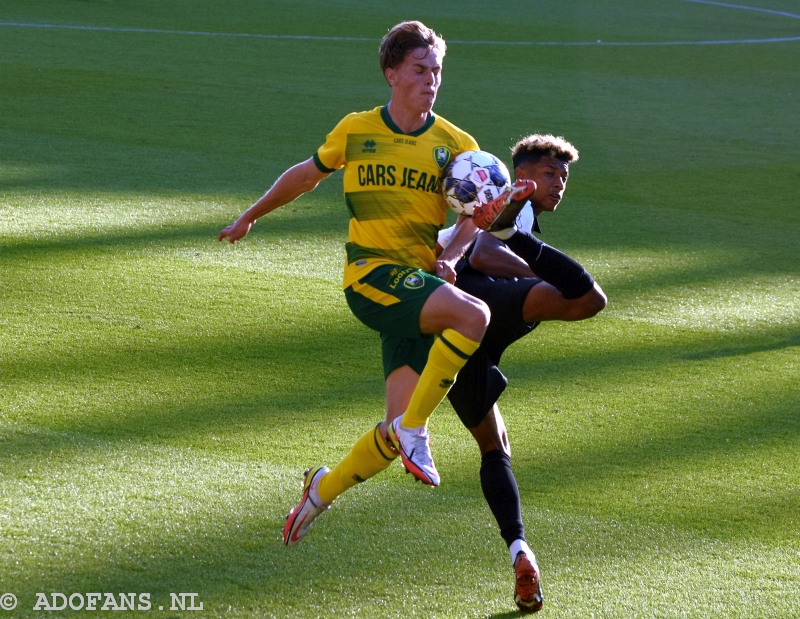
388, 418, 440, 486
282, 466, 330, 546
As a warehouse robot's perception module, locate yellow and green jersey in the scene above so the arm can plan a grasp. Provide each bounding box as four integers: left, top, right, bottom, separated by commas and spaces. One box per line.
313, 105, 479, 288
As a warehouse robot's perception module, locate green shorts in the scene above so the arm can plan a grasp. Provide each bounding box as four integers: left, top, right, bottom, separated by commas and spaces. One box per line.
344, 264, 446, 378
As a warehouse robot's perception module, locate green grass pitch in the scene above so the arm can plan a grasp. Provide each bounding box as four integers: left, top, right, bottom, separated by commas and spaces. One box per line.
1, 1, 798, 617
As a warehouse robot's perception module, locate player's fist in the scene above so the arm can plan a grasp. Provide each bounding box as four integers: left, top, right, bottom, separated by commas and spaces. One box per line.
435, 259, 457, 284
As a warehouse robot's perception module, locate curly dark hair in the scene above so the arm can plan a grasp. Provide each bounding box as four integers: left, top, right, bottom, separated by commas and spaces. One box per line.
511, 134, 579, 170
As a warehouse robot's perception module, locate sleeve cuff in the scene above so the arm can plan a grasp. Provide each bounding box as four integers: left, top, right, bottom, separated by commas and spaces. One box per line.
313, 152, 336, 174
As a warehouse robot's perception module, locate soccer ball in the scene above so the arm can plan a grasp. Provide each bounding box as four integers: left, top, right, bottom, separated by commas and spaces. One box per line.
442, 150, 512, 216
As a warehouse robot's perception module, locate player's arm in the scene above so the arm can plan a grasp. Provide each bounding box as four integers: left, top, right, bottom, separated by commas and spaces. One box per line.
435, 215, 480, 283
468, 232, 536, 278
219, 157, 330, 243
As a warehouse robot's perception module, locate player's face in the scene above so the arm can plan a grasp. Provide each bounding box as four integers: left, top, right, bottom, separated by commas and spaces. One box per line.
516, 156, 570, 214
385, 46, 443, 115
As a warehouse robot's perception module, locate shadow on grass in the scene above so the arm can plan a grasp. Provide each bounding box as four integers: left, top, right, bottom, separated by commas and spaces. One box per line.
443, 389, 800, 545
2, 318, 798, 549
0, 323, 386, 457
0, 203, 348, 256
3, 314, 797, 441
3, 450, 795, 618
0, 497, 531, 617
3, 209, 797, 322
679, 333, 800, 360
2, 301, 797, 615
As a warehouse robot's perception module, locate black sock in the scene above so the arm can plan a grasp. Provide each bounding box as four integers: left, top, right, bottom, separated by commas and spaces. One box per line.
504, 230, 595, 299
480, 450, 525, 547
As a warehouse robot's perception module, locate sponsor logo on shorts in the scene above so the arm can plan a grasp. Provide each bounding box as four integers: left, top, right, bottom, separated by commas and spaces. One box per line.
388, 267, 411, 289
403, 273, 425, 289
439, 378, 455, 389
355, 259, 367, 266
433, 146, 452, 170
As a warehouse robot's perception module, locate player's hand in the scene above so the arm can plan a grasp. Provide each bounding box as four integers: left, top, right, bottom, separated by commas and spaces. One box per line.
435, 259, 457, 284
218, 218, 253, 244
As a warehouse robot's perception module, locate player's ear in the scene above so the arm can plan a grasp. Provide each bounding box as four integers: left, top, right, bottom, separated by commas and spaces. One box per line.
514, 167, 526, 181
385, 68, 396, 86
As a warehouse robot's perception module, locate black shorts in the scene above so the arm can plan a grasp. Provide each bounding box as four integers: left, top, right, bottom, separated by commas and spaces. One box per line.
447, 262, 541, 428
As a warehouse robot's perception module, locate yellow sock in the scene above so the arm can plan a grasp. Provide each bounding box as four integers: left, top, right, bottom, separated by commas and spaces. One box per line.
316, 423, 397, 505
401, 328, 481, 429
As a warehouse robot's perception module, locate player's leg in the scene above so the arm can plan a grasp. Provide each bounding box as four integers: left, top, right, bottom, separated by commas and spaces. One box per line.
283, 362, 420, 547
399, 282, 488, 427
497, 230, 599, 302
285, 328, 435, 544
314, 361, 424, 503
321, 357, 466, 491
285, 266, 487, 542
283, 417, 399, 547
313, 265, 486, 493
389, 283, 488, 485
521, 280, 607, 323
470, 406, 524, 547
449, 358, 543, 612
469, 407, 543, 612
449, 271, 544, 609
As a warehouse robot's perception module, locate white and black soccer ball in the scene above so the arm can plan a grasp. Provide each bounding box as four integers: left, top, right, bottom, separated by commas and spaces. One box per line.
442, 150, 512, 216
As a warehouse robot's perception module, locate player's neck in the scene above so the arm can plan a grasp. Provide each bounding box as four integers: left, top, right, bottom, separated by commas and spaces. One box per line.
385, 100, 429, 134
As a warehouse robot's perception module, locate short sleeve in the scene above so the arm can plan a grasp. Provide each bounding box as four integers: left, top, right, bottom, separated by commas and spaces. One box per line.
314, 114, 352, 173
463, 132, 480, 152
437, 224, 456, 249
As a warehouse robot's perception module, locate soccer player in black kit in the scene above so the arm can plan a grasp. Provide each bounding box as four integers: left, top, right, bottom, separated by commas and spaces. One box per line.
437, 133, 607, 612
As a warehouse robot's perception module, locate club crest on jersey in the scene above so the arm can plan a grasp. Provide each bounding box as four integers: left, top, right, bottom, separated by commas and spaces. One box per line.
433, 146, 452, 170
404, 273, 425, 289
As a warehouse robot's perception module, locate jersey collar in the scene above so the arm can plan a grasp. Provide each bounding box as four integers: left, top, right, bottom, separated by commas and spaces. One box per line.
524, 201, 542, 234
381, 105, 436, 137
533, 211, 542, 233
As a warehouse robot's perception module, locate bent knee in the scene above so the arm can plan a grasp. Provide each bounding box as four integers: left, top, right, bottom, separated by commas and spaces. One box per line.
564, 284, 607, 321
473, 297, 491, 328
452, 296, 490, 341
585, 284, 607, 316
467, 297, 491, 334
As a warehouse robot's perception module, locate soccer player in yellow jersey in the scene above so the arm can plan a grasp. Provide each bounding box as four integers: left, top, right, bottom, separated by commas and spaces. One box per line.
219, 22, 503, 544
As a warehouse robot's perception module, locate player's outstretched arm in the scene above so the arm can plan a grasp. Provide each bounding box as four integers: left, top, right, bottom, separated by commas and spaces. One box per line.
219, 157, 330, 244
